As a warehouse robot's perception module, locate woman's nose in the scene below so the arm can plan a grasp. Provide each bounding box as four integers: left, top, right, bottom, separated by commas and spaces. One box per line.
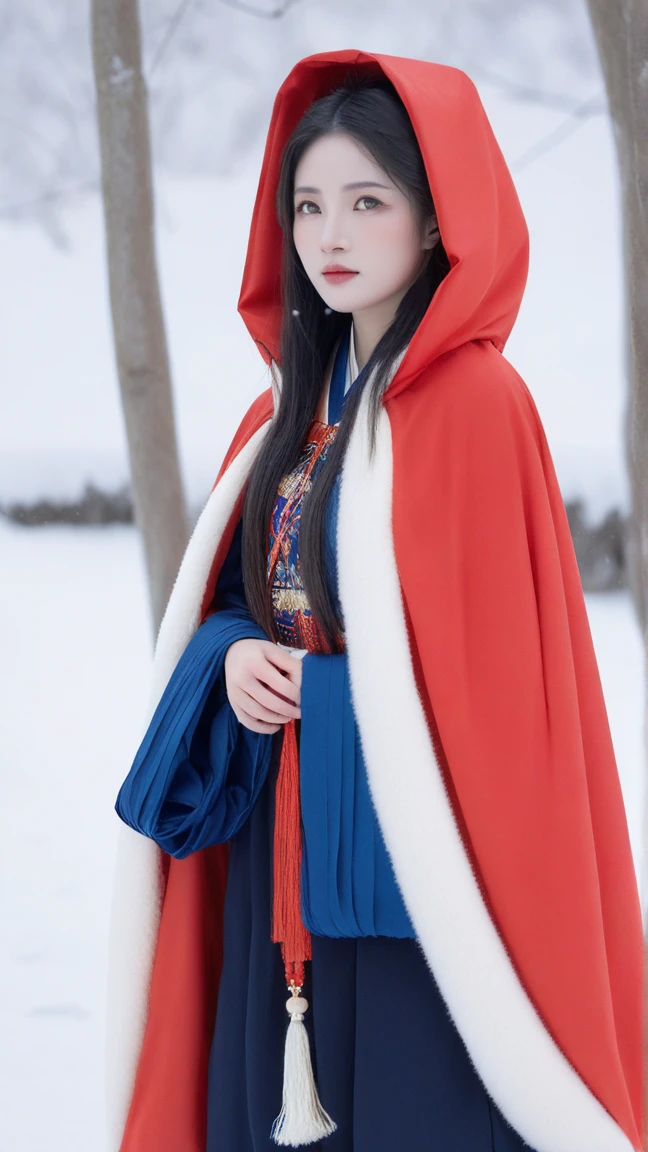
319, 210, 349, 252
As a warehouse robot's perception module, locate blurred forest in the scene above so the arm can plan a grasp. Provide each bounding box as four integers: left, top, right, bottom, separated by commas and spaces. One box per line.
0, 0, 601, 237
1, 0, 625, 593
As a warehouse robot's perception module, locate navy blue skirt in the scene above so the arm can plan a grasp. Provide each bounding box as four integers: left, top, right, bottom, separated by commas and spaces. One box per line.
207, 738, 534, 1152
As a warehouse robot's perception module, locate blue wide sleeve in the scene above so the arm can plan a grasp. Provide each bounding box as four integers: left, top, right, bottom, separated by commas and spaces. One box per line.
115, 518, 276, 859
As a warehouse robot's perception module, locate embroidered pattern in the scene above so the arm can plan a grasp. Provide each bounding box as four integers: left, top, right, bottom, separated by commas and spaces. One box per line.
267, 419, 339, 652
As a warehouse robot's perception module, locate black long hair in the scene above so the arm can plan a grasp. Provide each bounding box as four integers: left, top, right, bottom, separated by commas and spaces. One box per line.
241, 72, 450, 652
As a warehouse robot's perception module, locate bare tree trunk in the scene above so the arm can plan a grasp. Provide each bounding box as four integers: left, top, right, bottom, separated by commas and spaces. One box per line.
91, 0, 188, 637
586, 1, 648, 1144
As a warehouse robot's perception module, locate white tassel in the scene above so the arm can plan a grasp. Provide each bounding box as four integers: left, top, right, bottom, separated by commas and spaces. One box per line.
270, 989, 337, 1146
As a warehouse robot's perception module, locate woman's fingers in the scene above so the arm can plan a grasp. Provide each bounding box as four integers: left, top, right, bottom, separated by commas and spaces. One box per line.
234, 704, 282, 734
224, 639, 302, 728
247, 677, 301, 719
236, 686, 296, 726
262, 641, 301, 675
258, 645, 302, 703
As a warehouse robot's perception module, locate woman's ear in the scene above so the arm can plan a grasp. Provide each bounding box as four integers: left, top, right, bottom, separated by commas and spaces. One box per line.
422, 212, 441, 251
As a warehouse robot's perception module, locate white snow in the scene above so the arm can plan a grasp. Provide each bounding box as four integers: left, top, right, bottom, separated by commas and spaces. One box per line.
0, 519, 644, 1152
0, 522, 150, 1152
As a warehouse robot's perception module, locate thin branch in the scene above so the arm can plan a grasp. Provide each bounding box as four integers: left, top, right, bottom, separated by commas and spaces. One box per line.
0, 177, 100, 216
511, 92, 605, 172
218, 0, 303, 18
0, 113, 62, 160
147, 0, 195, 76
0, 0, 201, 217
467, 58, 606, 116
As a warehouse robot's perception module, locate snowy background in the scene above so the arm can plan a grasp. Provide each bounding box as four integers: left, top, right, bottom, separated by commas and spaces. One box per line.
0, 2, 645, 1150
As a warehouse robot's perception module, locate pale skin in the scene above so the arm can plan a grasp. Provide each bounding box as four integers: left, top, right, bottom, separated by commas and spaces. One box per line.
225, 130, 441, 733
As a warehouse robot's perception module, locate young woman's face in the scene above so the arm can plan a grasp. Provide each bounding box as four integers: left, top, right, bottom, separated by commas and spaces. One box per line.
292, 131, 439, 318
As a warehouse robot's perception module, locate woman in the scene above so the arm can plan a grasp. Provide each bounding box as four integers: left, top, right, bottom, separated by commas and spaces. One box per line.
107, 50, 644, 1152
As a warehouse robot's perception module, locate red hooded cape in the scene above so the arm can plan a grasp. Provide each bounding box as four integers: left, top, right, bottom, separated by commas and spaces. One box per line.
109, 51, 644, 1152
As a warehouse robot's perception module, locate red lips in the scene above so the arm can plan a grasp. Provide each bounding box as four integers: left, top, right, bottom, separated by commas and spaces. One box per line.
322, 263, 359, 284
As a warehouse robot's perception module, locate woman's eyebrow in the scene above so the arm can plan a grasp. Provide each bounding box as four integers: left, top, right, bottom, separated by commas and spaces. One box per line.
293, 180, 391, 194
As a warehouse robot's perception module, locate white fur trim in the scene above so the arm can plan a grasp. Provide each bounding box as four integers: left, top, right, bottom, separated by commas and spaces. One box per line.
335, 386, 635, 1152
105, 420, 272, 1150
150, 420, 273, 711
104, 827, 163, 1152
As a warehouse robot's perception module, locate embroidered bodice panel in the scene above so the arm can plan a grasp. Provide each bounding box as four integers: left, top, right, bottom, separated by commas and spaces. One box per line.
266, 418, 342, 652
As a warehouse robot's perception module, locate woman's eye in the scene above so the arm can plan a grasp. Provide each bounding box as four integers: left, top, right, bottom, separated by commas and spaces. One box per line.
294, 196, 382, 215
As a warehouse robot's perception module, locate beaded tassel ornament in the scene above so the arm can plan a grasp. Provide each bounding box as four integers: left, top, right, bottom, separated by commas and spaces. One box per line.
270, 712, 337, 1146
267, 323, 359, 1145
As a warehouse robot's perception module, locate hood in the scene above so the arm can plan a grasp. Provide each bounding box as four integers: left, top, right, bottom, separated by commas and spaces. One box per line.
237, 49, 530, 401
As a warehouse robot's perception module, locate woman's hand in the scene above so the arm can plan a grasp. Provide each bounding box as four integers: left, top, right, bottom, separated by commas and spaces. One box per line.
224, 638, 303, 733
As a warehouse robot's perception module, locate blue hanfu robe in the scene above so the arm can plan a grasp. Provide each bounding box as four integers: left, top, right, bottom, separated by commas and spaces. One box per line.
115, 507, 416, 937
116, 323, 415, 938
115, 325, 535, 1150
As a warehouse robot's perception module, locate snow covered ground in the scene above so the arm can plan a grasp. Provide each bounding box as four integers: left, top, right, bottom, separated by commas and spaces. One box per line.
0, 517, 644, 1152
0, 522, 149, 1152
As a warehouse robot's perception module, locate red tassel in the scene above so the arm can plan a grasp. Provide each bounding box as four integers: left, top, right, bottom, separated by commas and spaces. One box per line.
272, 716, 311, 987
